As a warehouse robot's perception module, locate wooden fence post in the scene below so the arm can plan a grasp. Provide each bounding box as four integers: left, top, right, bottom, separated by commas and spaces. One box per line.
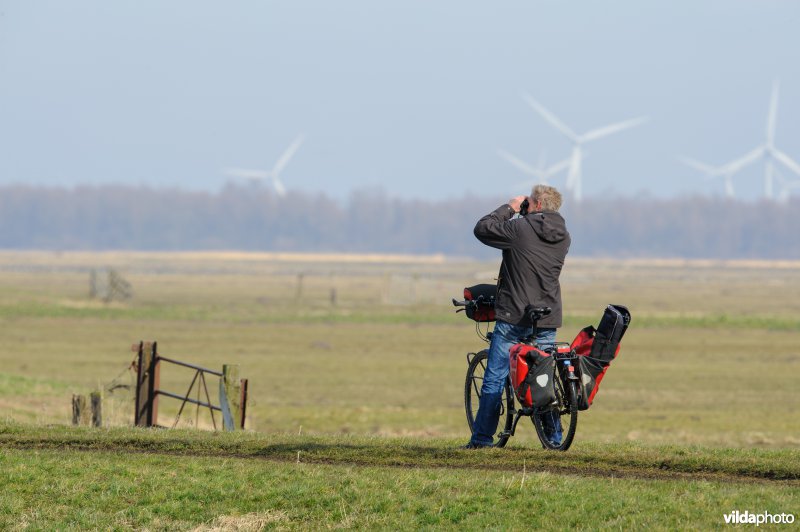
72, 394, 88, 426
134, 341, 160, 427
90, 391, 102, 427
220, 365, 241, 431
239, 378, 249, 429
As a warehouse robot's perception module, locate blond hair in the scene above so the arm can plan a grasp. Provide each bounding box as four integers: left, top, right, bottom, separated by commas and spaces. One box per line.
531, 185, 563, 212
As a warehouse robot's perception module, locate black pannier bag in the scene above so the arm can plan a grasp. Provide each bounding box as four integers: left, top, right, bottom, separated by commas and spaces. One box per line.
463, 284, 496, 322
590, 304, 631, 363
576, 353, 607, 411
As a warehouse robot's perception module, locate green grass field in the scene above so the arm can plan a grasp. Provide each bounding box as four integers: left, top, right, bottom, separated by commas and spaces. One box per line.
1, 424, 799, 529
1, 251, 799, 528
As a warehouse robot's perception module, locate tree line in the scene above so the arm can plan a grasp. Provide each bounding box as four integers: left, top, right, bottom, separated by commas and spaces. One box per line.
1, 184, 798, 259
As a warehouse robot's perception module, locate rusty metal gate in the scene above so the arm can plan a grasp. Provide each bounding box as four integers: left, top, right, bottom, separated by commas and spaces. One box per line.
133, 341, 248, 430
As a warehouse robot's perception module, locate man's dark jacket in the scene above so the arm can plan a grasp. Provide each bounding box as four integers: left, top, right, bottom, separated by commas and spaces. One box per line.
474, 204, 570, 329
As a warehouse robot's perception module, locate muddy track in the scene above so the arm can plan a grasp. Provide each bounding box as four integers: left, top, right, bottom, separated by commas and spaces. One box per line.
3, 439, 798, 486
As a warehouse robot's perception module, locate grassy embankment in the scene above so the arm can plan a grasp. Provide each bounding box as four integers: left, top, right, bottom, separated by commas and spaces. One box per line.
2, 422, 799, 529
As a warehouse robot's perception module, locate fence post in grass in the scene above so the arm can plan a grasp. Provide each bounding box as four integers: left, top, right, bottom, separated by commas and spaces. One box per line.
134, 341, 160, 427
220, 364, 241, 431
90, 390, 102, 427
239, 378, 249, 429
72, 394, 88, 426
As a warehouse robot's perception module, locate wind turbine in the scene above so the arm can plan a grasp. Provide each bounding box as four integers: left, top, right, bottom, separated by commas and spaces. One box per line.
680, 157, 736, 198
688, 80, 800, 200
521, 93, 647, 202
774, 166, 800, 204
224, 134, 305, 197
761, 81, 800, 197
496, 149, 571, 188
680, 146, 764, 199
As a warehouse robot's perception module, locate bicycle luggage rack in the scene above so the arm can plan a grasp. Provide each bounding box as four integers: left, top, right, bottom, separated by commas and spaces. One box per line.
133, 341, 248, 431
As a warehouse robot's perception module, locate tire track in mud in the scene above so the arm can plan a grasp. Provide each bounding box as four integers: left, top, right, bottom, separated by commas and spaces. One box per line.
3, 439, 798, 486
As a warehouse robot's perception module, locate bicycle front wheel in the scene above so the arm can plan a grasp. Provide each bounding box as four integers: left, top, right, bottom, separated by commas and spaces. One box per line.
464, 350, 514, 448
533, 376, 578, 451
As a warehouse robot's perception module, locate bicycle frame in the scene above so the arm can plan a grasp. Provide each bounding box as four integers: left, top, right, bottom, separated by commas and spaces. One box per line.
458, 293, 581, 450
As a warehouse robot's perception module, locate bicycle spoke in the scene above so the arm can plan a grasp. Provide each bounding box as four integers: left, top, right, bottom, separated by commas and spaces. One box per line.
471, 375, 482, 398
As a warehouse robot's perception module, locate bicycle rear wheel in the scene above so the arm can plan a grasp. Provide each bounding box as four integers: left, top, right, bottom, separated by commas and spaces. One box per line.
533, 374, 578, 451
465, 350, 514, 448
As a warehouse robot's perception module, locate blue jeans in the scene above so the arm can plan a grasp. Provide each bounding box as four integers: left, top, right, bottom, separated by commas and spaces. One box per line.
470, 321, 558, 447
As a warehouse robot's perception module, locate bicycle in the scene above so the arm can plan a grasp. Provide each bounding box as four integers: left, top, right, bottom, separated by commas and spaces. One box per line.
453, 291, 581, 451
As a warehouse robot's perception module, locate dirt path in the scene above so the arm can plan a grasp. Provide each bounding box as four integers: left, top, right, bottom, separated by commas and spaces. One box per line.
4, 439, 798, 486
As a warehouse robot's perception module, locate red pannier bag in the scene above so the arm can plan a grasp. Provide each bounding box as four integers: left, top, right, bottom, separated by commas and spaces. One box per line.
509, 343, 556, 410
571, 305, 631, 410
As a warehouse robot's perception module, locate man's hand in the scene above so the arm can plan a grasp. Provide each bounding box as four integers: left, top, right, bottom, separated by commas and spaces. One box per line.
507, 195, 529, 213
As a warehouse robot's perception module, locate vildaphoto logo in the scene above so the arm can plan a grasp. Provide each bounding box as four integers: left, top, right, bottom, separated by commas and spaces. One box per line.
723, 510, 795, 526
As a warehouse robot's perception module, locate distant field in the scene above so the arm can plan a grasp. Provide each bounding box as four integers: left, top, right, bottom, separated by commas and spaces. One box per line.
1, 251, 799, 528
0, 250, 798, 447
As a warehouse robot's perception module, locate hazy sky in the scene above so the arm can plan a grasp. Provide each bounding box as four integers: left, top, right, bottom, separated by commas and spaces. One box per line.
1, 1, 799, 201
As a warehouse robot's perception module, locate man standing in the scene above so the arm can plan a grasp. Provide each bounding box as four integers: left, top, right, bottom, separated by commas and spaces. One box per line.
466, 184, 571, 448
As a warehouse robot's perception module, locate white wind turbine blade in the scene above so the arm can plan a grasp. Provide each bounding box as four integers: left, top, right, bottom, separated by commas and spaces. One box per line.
773, 165, 788, 187
679, 156, 718, 176
521, 93, 579, 142
568, 146, 583, 201
774, 168, 799, 203
718, 146, 765, 175
565, 146, 581, 191
767, 79, 780, 146
497, 149, 542, 177
272, 134, 305, 177
580, 116, 648, 143
544, 157, 571, 178
223, 167, 270, 180
272, 177, 287, 197
772, 148, 800, 177
722, 174, 735, 198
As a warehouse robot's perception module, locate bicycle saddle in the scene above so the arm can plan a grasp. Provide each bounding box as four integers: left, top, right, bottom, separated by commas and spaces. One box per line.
525, 305, 552, 321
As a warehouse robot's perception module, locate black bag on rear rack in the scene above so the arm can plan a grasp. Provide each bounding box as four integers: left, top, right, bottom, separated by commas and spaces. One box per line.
570, 305, 632, 411
590, 304, 631, 364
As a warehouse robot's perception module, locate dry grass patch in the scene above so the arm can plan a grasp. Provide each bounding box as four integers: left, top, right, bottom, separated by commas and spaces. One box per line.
193, 510, 290, 531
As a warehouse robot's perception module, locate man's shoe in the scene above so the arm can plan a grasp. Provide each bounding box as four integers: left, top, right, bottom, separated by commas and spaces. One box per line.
461, 442, 492, 449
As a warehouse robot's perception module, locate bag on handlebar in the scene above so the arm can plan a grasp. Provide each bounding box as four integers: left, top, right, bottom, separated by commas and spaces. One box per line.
570, 304, 631, 410
463, 284, 496, 322
509, 343, 557, 410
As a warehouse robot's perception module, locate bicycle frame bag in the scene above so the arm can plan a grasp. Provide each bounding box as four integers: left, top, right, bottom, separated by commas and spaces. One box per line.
463, 284, 496, 322
509, 343, 556, 410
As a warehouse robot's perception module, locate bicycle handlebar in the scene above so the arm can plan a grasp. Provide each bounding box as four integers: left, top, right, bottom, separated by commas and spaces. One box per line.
452, 294, 494, 308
